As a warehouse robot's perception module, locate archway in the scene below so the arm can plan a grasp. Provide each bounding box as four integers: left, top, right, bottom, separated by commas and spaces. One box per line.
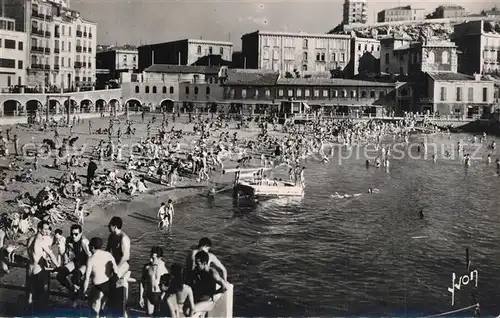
2, 100, 22, 116
48, 99, 61, 115
108, 99, 120, 115
210, 103, 218, 114
125, 98, 141, 112
79, 99, 92, 113
96, 99, 107, 112
160, 99, 175, 113
64, 99, 78, 114
26, 99, 43, 116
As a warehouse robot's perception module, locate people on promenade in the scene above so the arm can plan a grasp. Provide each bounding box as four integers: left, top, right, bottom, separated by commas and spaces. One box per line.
139, 246, 169, 315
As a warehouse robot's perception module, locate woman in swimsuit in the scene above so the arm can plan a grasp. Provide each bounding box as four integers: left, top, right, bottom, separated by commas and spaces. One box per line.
159, 264, 196, 317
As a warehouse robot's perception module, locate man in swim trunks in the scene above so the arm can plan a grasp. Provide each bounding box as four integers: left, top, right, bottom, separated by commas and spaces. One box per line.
56, 224, 91, 303
26, 220, 59, 314
187, 237, 227, 282
83, 237, 118, 318
139, 246, 169, 315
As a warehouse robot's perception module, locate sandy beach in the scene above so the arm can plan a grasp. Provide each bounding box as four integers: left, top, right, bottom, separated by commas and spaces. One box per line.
0, 112, 259, 315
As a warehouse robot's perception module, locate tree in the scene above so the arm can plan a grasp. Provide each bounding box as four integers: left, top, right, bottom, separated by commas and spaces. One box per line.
284, 72, 293, 78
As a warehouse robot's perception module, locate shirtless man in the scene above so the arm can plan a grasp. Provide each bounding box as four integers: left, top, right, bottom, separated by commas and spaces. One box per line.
56, 224, 91, 302
105, 216, 131, 314
139, 246, 169, 316
187, 237, 227, 282
157, 202, 169, 230
82, 237, 118, 318
26, 220, 59, 313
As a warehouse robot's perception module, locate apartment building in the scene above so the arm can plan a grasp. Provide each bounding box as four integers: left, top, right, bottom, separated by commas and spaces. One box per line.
343, 0, 368, 25
454, 20, 500, 75
138, 39, 233, 71
377, 6, 425, 23
96, 48, 138, 86
241, 30, 351, 76
0, 17, 27, 89
349, 37, 380, 76
428, 5, 466, 19
1, 0, 97, 89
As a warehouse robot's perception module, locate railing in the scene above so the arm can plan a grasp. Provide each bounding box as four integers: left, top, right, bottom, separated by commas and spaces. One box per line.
76, 45, 82, 53
44, 47, 50, 54
31, 28, 44, 36
83, 47, 87, 53
44, 64, 50, 70
76, 30, 82, 37
31, 63, 44, 70
74, 62, 82, 68
30, 46, 44, 53
54, 64, 60, 70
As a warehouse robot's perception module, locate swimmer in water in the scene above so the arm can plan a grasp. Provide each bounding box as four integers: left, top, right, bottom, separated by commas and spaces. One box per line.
368, 188, 379, 194
487, 154, 491, 165
419, 210, 424, 219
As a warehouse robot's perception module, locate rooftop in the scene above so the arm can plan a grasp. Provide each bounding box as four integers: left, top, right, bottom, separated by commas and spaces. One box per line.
437, 5, 465, 10
242, 30, 351, 39
144, 64, 220, 74
139, 39, 233, 48
386, 5, 424, 11
427, 72, 476, 81
276, 78, 395, 87
224, 69, 280, 86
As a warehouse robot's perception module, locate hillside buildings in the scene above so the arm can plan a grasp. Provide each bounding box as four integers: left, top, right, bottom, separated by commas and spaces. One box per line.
428, 5, 466, 19
377, 6, 426, 23
342, 0, 368, 25
137, 39, 233, 71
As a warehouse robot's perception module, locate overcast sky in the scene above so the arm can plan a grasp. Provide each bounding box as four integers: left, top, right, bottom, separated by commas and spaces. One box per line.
71, 0, 496, 48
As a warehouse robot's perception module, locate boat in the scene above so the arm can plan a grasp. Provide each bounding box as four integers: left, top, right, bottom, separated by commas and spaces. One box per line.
224, 167, 305, 201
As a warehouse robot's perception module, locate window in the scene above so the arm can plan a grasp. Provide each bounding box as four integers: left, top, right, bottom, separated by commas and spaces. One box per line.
385, 53, 390, 64
152, 86, 157, 93
321, 89, 327, 97
456, 87, 462, 101
303, 39, 308, 49
305, 89, 310, 97
170, 86, 174, 94
358, 44, 361, 51
18, 60, 23, 69
287, 89, 293, 97
340, 53, 345, 62
133, 56, 137, 62
442, 51, 449, 64
364, 44, 367, 51
18, 41, 23, 50
62, 25, 65, 35
440, 87, 447, 101
197, 46, 201, 54
370, 91, 375, 98
342, 90, 347, 98
483, 87, 488, 102
206, 87, 210, 95
361, 91, 367, 98
278, 89, 283, 97
468, 87, 473, 101
162, 86, 167, 94
321, 53, 325, 61
296, 89, 302, 97
194, 87, 198, 94
241, 89, 246, 98
208, 46, 213, 54
68, 42, 71, 51
379, 91, 385, 98
332, 53, 336, 61
4, 39, 15, 49
219, 47, 224, 55
302, 64, 307, 71
314, 89, 319, 97
135, 86, 139, 93
185, 87, 189, 94
316, 53, 320, 61
145, 86, 150, 93
7, 76, 11, 86
427, 51, 435, 63
303, 52, 308, 60
0, 58, 15, 68
350, 90, 356, 98
265, 89, 270, 98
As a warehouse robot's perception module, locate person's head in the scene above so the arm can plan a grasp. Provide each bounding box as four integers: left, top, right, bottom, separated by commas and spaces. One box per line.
169, 263, 185, 292
194, 251, 210, 270
37, 220, 51, 236
197, 237, 212, 252
161, 202, 165, 206
168, 199, 172, 204
70, 224, 83, 241
89, 237, 103, 253
108, 216, 123, 233
159, 273, 173, 293
54, 228, 63, 238
150, 246, 163, 261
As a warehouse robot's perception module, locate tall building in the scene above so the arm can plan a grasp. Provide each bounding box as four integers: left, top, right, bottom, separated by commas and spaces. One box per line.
138, 39, 233, 71
349, 37, 380, 77
95, 48, 137, 88
343, 0, 368, 25
241, 30, 351, 76
1, 0, 97, 89
454, 20, 500, 75
377, 6, 426, 23
0, 16, 27, 89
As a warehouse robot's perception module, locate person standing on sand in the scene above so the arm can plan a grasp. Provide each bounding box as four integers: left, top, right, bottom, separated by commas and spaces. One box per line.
87, 158, 97, 189
26, 221, 59, 314
82, 237, 118, 318
139, 246, 169, 315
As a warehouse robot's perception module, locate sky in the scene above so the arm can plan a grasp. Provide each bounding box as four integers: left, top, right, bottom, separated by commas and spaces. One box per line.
71, 0, 497, 49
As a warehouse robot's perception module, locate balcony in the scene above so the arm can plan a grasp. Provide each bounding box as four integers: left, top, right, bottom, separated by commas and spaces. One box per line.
54, 48, 60, 54
31, 11, 44, 19
44, 47, 50, 54
31, 28, 44, 36
89, 48, 92, 53
44, 64, 50, 70
74, 61, 82, 68
31, 63, 44, 70
55, 32, 60, 38
88, 63, 92, 68
44, 14, 53, 21
83, 62, 87, 67
76, 46, 82, 53
44, 31, 51, 37
54, 64, 60, 70
84, 32, 87, 37
89, 33, 92, 39
76, 30, 82, 37
30, 46, 44, 53
83, 47, 87, 53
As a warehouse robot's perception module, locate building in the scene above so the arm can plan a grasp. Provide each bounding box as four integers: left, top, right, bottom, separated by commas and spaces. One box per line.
95, 48, 138, 87
343, 0, 368, 25
418, 72, 494, 116
240, 30, 351, 76
0, 17, 27, 90
454, 20, 500, 76
377, 6, 425, 23
349, 37, 380, 77
481, 6, 500, 18
137, 39, 233, 71
428, 5, 466, 19
1, 0, 97, 89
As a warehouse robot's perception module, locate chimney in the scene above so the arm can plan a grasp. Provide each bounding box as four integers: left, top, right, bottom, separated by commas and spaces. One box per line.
474, 72, 481, 81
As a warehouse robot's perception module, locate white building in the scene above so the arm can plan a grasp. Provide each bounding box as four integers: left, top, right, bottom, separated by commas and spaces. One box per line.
0, 17, 28, 90
343, 0, 368, 25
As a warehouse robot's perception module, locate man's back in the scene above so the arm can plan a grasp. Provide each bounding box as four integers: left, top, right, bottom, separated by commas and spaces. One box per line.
89, 250, 116, 285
